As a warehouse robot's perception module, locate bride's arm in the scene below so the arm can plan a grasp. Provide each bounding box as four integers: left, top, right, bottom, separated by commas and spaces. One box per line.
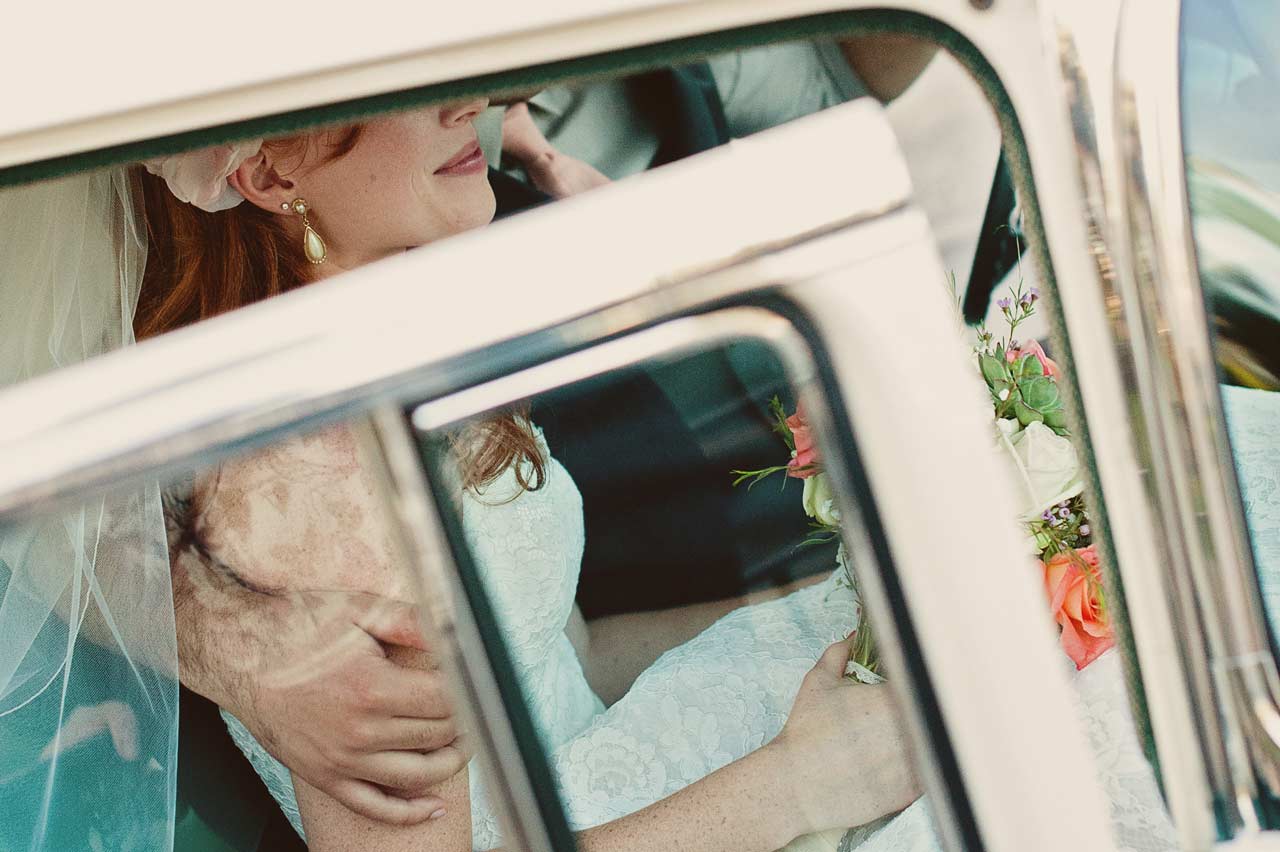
296, 639, 916, 852
296, 747, 794, 852
578, 574, 825, 705
575, 742, 802, 852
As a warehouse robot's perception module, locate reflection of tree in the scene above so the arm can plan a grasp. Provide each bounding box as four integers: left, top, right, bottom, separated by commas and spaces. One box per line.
1188, 158, 1280, 390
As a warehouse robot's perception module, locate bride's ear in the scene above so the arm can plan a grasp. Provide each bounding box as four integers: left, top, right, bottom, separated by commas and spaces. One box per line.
229, 152, 296, 214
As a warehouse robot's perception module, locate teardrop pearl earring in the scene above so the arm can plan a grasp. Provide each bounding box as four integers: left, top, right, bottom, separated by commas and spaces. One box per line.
286, 198, 327, 264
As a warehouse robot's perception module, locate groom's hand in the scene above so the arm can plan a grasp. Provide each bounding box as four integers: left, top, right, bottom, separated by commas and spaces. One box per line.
501, 101, 611, 198
250, 592, 469, 823
174, 564, 468, 824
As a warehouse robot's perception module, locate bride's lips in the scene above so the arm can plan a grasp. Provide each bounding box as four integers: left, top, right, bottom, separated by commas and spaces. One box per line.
434, 140, 485, 176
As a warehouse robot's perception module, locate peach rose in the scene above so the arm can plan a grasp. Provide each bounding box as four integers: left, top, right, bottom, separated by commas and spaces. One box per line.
1006, 339, 1061, 380
786, 404, 819, 479
1042, 545, 1114, 670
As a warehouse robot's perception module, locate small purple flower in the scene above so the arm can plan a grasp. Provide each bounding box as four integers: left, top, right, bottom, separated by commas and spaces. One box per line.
1049, 517, 1061, 527
1042, 509, 1054, 521
998, 297, 1012, 310
1079, 525, 1091, 536
1030, 287, 1040, 300
1059, 507, 1071, 518
1020, 293, 1033, 306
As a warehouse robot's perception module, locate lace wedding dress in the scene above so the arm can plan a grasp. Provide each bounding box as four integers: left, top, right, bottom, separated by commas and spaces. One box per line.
224, 431, 1179, 852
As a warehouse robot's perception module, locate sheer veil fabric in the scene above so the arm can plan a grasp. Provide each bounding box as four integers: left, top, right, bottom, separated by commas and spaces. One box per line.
0, 167, 179, 850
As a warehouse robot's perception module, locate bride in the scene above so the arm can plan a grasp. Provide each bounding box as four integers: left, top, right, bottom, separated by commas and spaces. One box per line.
139, 100, 919, 851
135, 99, 1179, 852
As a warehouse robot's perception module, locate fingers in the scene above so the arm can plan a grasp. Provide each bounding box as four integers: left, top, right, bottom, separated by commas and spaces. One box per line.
371, 716, 460, 752
356, 599, 428, 651
332, 780, 447, 826
814, 634, 857, 676
358, 746, 469, 792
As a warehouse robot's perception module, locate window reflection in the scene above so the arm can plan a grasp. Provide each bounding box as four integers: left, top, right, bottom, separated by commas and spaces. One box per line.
1184, 1, 1280, 649
1184, 0, 1280, 388
0, 485, 178, 851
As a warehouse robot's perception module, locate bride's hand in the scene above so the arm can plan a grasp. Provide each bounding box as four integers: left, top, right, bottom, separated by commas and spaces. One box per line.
767, 637, 922, 837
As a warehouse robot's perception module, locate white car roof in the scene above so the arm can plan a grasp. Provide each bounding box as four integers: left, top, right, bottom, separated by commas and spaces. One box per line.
1, 0, 838, 170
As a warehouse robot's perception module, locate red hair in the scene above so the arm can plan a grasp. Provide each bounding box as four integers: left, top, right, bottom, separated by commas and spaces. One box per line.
134, 126, 544, 491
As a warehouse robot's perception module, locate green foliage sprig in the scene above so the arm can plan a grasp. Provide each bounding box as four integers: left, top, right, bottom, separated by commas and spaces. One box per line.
975, 280, 1069, 435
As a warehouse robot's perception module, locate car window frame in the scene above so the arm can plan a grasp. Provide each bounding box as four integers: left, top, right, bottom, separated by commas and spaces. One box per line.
0, 96, 1129, 851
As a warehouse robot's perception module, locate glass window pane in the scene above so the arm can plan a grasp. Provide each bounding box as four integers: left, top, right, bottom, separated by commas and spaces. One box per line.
1, 484, 178, 850
160, 419, 478, 851
412, 338, 937, 851
1182, 0, 1280, 638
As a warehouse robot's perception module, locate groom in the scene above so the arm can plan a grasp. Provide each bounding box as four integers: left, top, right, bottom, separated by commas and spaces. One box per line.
172, 34, 936, 846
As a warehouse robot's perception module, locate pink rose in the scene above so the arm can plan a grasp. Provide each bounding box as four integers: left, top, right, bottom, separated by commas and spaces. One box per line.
1042, 545, 1114, 670
1006, 339, 1061, 380
786, 404, 819, 479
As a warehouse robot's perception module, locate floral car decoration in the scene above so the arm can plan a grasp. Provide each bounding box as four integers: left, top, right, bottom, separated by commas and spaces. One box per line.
734, 280, 1115, 676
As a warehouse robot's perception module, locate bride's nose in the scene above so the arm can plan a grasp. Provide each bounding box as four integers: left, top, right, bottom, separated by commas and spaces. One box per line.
439, 97, 490, 128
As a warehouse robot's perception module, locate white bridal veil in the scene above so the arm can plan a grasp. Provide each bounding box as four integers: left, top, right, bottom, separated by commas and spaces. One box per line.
0, 167, 179, 849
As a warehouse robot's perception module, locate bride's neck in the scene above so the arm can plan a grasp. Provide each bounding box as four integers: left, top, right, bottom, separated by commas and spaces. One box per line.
306, 245, 405, 284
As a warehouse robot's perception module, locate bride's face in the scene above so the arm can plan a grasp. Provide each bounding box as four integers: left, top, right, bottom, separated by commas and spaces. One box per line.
241, 99, 495, 270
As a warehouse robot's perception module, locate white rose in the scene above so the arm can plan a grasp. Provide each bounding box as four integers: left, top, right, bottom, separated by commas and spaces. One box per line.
801, 472, 841, 526
995, 419, 1084, 521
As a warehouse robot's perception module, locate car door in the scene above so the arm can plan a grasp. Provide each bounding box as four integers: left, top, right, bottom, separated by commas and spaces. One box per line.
0, 2, 1197, 851
0, 101, 1128, 852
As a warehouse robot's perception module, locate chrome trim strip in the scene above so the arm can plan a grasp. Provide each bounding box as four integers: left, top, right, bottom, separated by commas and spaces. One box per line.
1042, 0, 1228, 844
409, 309, 813, 431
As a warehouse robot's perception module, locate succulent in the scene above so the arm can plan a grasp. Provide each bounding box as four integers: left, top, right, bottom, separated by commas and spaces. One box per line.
981, 349, 1068, 435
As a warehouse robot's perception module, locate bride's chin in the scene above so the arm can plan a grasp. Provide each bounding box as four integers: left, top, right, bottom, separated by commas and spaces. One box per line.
404, 190, 497, 246
454, 194, 498, 233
